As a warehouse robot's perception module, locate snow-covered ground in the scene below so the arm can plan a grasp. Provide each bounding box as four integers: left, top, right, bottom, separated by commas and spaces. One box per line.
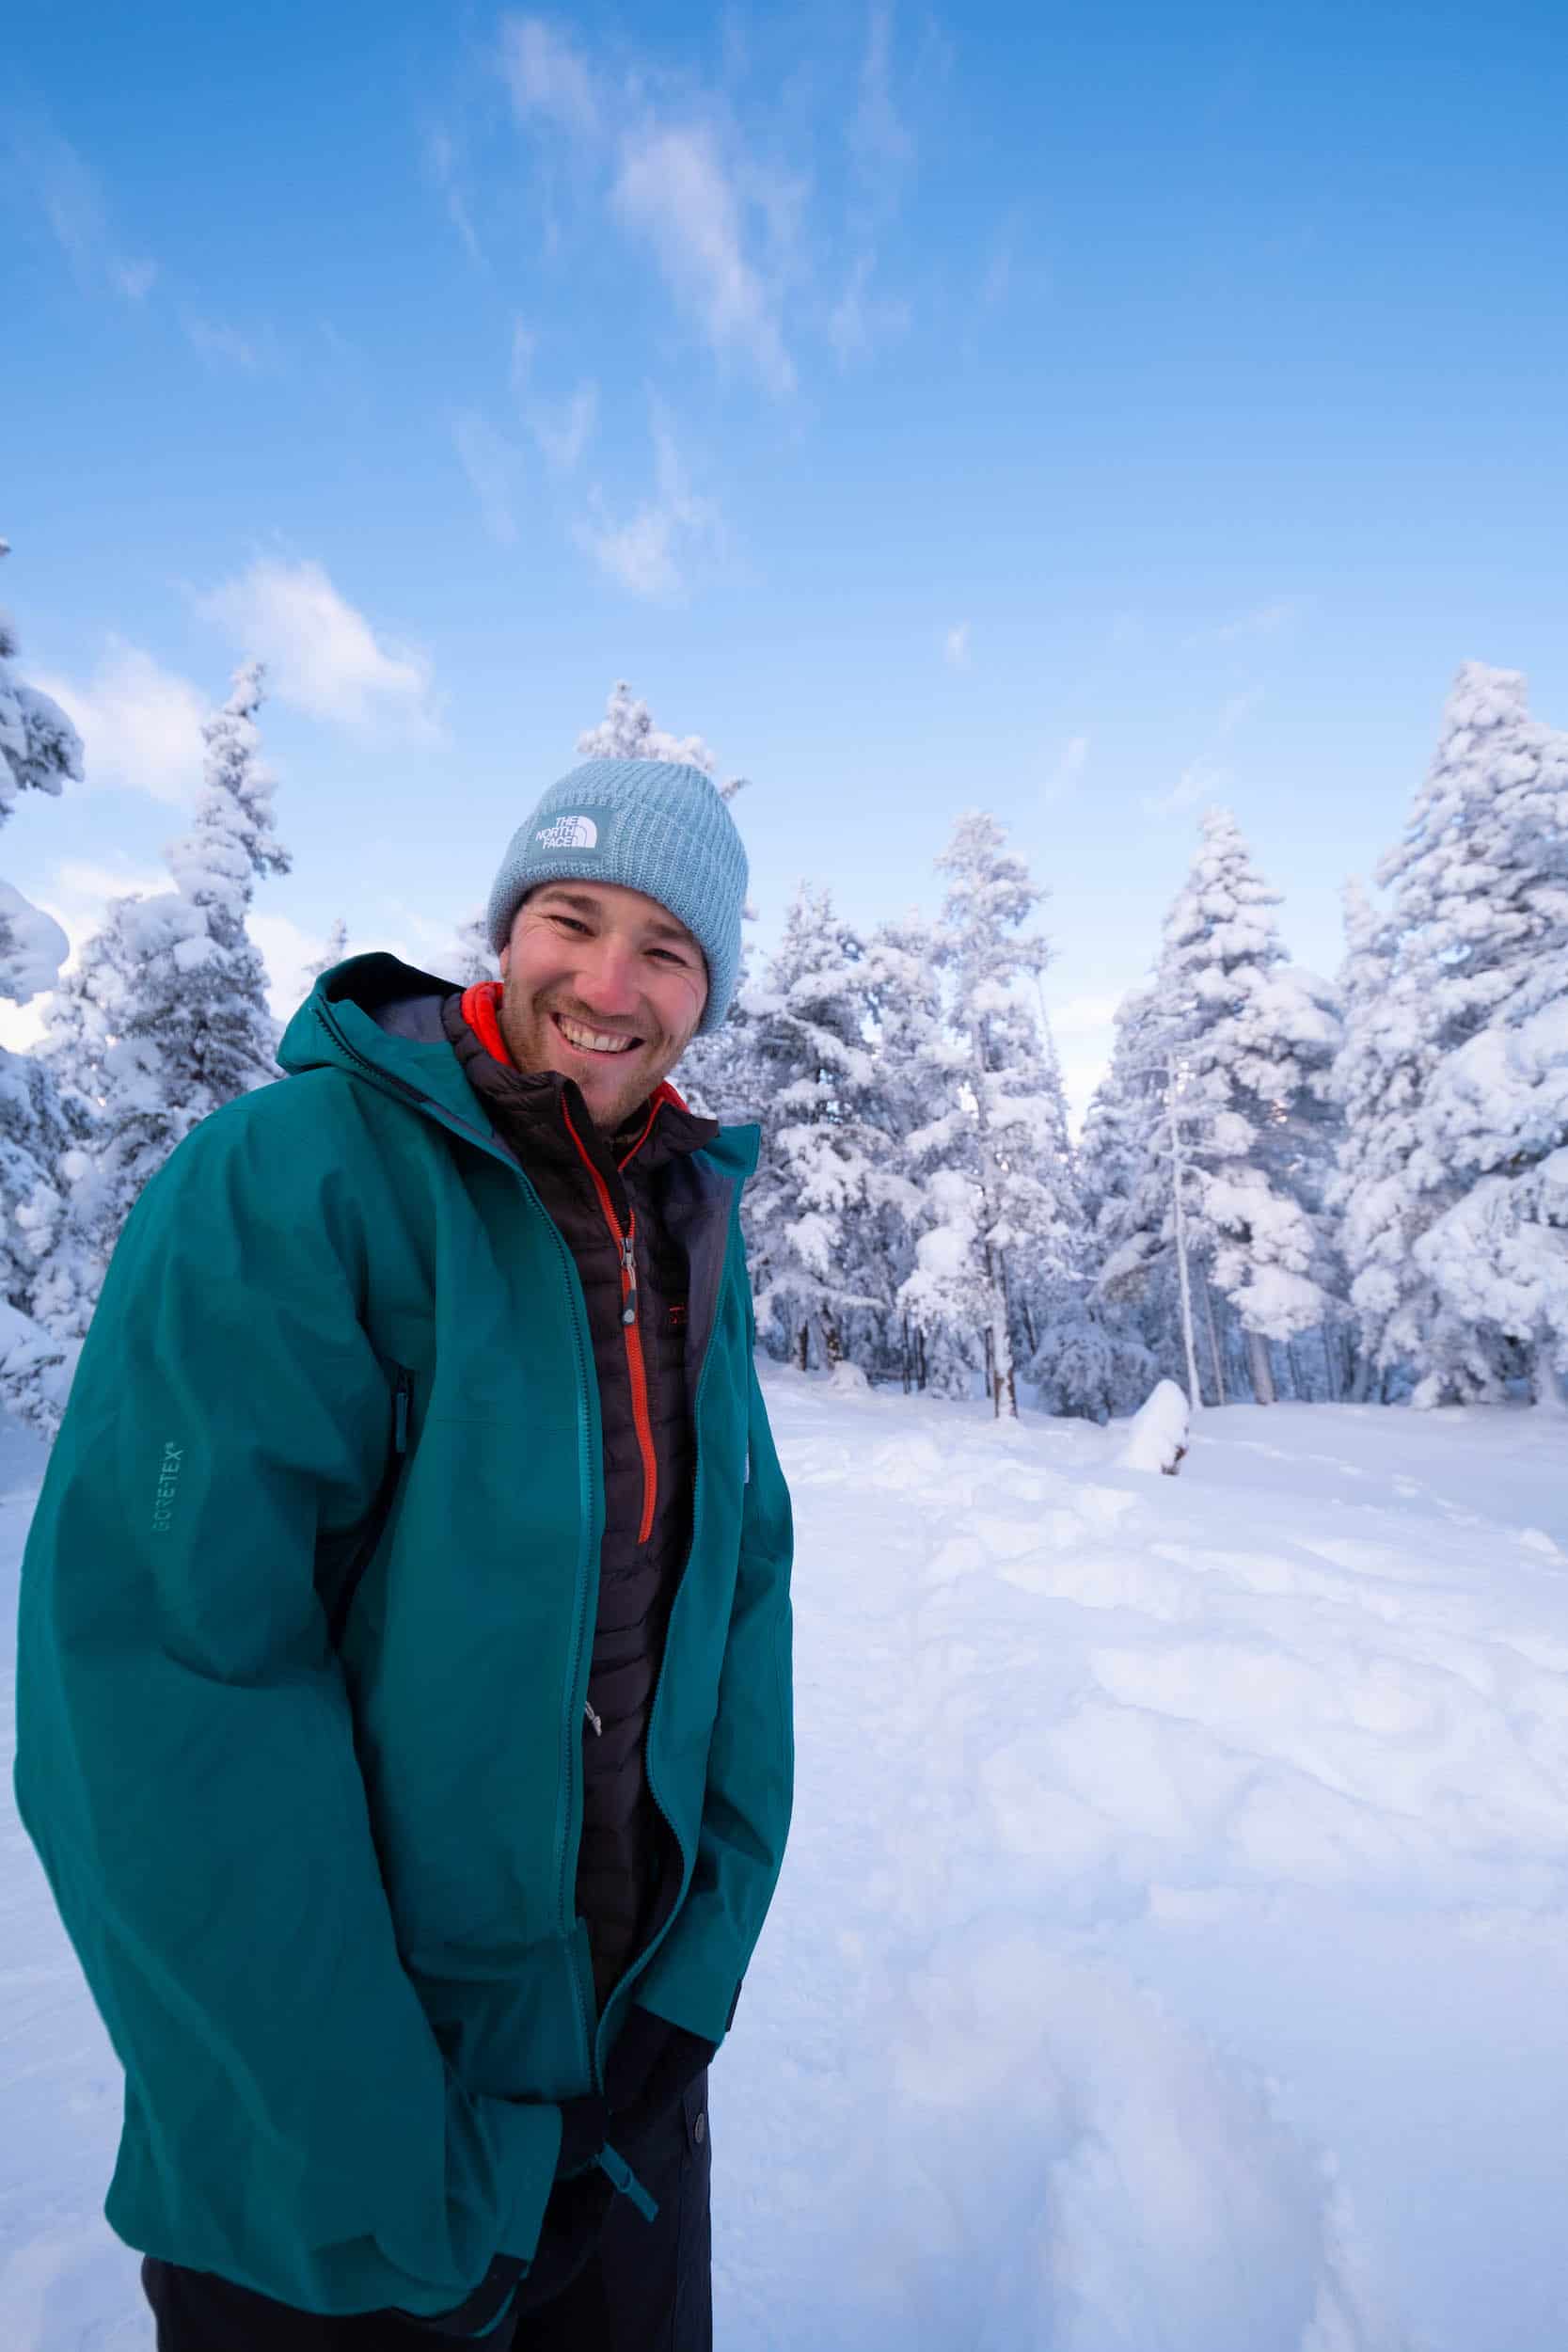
6, 1376, 1568, 2348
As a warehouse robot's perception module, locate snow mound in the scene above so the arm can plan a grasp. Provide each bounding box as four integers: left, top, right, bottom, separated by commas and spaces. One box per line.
1116, 1377, 1191, 1474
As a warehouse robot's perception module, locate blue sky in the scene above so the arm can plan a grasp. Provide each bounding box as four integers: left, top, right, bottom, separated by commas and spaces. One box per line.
5, 0, 1566, 1109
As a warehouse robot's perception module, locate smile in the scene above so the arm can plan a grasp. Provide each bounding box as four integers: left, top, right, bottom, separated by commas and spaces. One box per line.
552, 1012, 641, 1057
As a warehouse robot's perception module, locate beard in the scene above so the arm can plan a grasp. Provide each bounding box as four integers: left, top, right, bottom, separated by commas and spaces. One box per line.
498, 978, 683, 1135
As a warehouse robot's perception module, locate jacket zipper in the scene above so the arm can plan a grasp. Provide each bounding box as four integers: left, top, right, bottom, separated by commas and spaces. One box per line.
317, 998, 602, 2089
559, 1095, 657, 1547
595, 1175, 746, 2066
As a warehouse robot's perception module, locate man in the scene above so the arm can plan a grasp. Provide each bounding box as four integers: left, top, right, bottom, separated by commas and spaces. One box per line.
14, 756, 795, 2350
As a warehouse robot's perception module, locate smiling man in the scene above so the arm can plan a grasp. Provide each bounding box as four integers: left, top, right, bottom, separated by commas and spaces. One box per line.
15, 757, 795, 2352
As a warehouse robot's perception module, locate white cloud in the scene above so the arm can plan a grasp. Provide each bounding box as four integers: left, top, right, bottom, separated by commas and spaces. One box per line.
850, 5, 915, 213
1052, 991, 1121, 1039
500, 15, 601, 138
943, 622, 971, 670
1141, 756, 1228, 818
1045, 733, 1089, 799
1215, 686, 1264, 738
183, 315, 275, 372
199, 559, 437, 733
613, 125, 796, 396
452, 411, 527, 545
1200, 598, 1302, 645
32, 645, 208, 804
529, 380, 598, 472
576, 418, 721, 602
425, 126, 485, 264
828, 252, 910, 364
250, 910, 333, 1023
20, 131, 158, 304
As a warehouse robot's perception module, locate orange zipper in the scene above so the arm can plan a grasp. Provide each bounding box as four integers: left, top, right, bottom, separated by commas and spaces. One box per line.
561, 1095, 658, 1544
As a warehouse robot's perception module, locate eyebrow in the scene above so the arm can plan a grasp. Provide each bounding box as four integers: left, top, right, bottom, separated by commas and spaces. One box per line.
533, 887, 697, 949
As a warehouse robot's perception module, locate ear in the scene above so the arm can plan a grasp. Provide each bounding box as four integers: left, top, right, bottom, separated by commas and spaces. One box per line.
499, 940, 511, 979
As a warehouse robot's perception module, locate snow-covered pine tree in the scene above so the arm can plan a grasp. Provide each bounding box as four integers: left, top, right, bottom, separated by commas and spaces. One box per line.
900, 811, 1070, 1418
1089, 981, 1214, 1406
1326, 879, 1420, 1399
1368, 663, 1568, 1406
862, 912, 948, 1389
40, 662, 290, 1358
305, 915, 350, 984
1155, 809, 1342, 1404
744, 884, 895, 1375
577, 679, 747, 800
451, 910, 494, 986
0, 539, 86, 1430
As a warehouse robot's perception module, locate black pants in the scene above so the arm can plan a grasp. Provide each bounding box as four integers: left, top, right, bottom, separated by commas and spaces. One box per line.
140, 2075, 712, 2352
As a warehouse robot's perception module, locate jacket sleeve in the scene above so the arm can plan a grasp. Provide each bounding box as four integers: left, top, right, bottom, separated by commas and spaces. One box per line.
12, 1102, 562, 2319
636, 1339, 794, 2046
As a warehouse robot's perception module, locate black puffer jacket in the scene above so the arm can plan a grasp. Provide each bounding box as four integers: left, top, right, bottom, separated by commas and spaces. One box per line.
444, 989, 719, 2007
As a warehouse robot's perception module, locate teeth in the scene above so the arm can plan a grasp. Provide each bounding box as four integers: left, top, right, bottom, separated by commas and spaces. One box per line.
558, 1015, 637, 1055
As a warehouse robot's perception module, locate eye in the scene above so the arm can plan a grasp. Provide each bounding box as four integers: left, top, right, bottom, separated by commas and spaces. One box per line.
650, 946, 691, 966
551, 914, 591, 936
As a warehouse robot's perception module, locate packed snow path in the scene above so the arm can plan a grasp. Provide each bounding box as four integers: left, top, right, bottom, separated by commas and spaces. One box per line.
5, 1385, 1568, 2347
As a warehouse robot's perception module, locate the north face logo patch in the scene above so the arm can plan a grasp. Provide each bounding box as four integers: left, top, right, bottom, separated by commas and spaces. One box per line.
536, 813, 599, 851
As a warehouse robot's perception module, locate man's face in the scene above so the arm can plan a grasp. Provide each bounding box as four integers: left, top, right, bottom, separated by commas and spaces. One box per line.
499, 881, 709, 1132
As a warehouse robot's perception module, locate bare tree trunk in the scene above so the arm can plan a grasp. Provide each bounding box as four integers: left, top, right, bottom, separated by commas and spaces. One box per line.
1200, 1274, 1227, 1406
1168, 1096, 1204, 1414
916, 1326, 927, 1391
820, 1314, 843, 1369
1533, 1334, 1566, 1413
901, 1312, 911, 1395
797, 1325, 809, 1374
1245, 1327, 1276, 1406
1320, 1327, 1340, 1403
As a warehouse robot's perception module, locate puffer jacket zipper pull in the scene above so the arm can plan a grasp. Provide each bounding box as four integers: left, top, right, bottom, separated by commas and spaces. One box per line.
620, 1230, 638, 1327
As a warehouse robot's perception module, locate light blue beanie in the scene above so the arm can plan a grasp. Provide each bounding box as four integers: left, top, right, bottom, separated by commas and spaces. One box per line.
485, 758, 748, 1035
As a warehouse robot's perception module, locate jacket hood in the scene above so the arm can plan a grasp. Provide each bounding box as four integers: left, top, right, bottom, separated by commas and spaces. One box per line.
279, 953, 759, 1180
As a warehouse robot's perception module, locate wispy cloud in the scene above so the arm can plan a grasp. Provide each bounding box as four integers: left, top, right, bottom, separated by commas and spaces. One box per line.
576, 415, 721, 601
850, 4, 915, 216
17, 131, 157, 304
198, 558, 437, 732
510, 319, 537, 393
452, 411, 528, 544
828, 253, 910, 365
613, 124, 796, 396
32, 644, 209, 804
528, 380, 598, 472
1215, 686, 1264, 739
425, 126, 485, 266
182, 315, 277, 373
942, 622, 971, 670
1194, 597, 1305, 647
1141, 755, 1228, 819
499, 15, 601, 139
1045, 733, 1089, 800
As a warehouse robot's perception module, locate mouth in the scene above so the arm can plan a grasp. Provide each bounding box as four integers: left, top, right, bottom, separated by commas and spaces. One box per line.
550, 1010, 644, 1060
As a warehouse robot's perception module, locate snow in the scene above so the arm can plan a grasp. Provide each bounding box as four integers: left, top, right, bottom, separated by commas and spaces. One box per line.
1116, 1375, 1190, 1472
8, 1376, 1568, 2346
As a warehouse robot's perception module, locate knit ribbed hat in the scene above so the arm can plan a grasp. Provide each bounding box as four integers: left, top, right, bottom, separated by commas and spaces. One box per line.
485, 758, 748, 1034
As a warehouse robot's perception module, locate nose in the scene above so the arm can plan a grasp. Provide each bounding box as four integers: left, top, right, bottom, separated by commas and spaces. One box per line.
571, 933, 641, 1021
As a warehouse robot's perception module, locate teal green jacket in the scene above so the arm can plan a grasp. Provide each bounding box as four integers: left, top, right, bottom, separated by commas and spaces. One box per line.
13, 957, 794, 2320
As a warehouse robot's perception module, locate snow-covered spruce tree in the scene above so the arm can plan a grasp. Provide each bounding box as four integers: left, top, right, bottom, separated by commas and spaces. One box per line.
0, 539, 86, 1430
1020, 1000, 1147, 1422
900, 812, 1074, 1418
743, 884, 897, 1375
578, 679, 747, 800
1325, 880, 1422, 1399
1156, 810, 1342, 1404
305, 914, 350, 985
862, 912, 948, 1389
1363, 662, 1568, 1406
42, 662, 290, 1351
451, 910, 494, 986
